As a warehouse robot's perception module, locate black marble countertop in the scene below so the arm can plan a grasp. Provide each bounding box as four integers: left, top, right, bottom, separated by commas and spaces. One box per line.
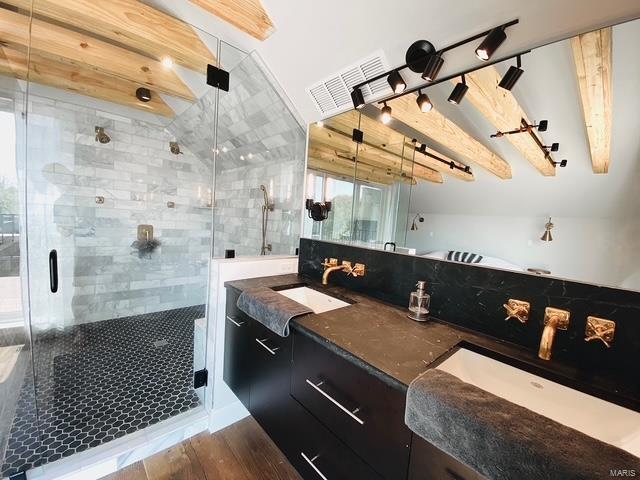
226, 274, 639, 409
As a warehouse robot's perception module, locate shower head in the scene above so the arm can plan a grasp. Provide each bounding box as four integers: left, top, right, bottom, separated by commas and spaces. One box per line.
260, 184, 274, 211
95, 126, 111, 144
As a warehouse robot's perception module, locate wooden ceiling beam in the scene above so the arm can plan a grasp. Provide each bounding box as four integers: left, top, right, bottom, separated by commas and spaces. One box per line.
190, 0, 275, 41
463, 66, 556, 176
2, 0, 216, 73
329, 110, 474, 181
388, 94, 512, 179
310, 126, 443, 184
0, 8, 195, 101
308, 146, 396, 186
571, 27, 612, 174
0, 48, 175, 117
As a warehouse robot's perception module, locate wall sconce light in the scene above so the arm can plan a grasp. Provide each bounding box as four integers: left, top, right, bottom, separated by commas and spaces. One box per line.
541, 217, 554, 242
410, 214, 424, 231
305, 199, 332, 221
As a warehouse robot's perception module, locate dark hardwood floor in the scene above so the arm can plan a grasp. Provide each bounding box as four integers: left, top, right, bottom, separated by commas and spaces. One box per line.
101, 416, 301, 480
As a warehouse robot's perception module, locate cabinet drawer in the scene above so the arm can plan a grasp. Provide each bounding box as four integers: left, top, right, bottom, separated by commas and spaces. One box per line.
223, 289, 251, 408
286, 397, 382, 480
291, 331, 411, 480
409, 434, 485, 480
249, 320, 293, 445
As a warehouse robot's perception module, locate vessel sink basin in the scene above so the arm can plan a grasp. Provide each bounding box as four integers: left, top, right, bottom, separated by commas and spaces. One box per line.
436, 348, 640, 457
277, 286, 350, 314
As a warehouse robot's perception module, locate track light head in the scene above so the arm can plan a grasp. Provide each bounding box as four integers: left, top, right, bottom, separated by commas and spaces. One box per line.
544, 142, 560, 153
387, 70, 407, 94
537, 120, 548, 132
351, 88, 365, 110
464, 165, 471, 174
421, 54, 444, 82
418, 143, 427, 153
498, 56, 523, 91
553, 159, 568, 168
475, 26, 507, 61
380, 103, 392, 125
448, 75, 468, 105
416, 90, 433, 113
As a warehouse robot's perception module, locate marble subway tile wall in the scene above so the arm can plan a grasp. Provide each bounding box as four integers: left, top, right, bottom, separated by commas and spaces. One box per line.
170, 52, 306, 257
25, 95, 213, 329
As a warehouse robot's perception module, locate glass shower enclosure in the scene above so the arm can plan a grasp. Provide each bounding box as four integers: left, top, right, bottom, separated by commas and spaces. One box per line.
0, 4, 223, 476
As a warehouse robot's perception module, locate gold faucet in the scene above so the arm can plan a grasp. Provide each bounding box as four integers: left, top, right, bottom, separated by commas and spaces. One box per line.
321, 258, 366, 285
538, 307, 570, 360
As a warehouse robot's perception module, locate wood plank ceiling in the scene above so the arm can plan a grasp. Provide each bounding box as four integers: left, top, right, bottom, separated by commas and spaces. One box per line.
0, 0, 275, 117
571, 27, 612, 174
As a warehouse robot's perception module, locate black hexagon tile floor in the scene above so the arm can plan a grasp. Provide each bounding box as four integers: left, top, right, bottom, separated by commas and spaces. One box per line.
1, 305, 205, 478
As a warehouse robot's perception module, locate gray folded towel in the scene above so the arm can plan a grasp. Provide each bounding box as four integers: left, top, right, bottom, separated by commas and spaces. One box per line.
237, 287, 312, 337
405, 368, 640, 480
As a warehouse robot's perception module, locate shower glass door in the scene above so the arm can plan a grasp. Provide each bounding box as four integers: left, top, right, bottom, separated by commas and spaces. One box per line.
0, 4, 220, 474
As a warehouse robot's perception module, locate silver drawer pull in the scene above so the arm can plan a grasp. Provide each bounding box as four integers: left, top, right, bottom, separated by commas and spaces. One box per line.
301, 452, 328, 480
255, 338, 279, 355
305, 379, 364, 425
226, 315, 244, 327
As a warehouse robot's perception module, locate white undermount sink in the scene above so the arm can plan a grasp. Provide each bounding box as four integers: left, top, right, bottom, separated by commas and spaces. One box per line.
436, 348, 640, 457
277, 286, 350, 314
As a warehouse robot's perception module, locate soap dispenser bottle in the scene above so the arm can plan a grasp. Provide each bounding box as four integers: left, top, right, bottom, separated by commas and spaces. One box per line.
408, 281, 430, 322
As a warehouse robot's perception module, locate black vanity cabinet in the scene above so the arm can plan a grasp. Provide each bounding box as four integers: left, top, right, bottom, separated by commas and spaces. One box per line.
247, 318, 295, 448
291, 331, 412, 480
223, 290, 251, 408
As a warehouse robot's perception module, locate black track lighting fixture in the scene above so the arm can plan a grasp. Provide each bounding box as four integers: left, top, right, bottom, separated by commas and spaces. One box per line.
136, 87, 151, 102
387, 70, 407, 94
475, 26, 507, 61
448, 75, 469, 105
380, 102, 392, 125
349, 20, 519, 111
422, 54, 444, 82
351, 87, 365, 110
416, 90, 433, 113
498, 55, 524, 91
491, 120, 549, 138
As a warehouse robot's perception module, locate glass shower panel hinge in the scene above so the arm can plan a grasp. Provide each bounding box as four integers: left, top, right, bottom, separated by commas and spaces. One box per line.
193, 368, 208, 389
206, 65, 230, 91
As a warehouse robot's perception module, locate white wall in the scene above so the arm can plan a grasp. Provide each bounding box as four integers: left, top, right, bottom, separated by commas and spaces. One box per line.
405, 213, 640, 290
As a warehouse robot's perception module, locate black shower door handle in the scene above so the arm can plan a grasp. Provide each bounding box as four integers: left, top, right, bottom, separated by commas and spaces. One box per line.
49, 249, 58, 293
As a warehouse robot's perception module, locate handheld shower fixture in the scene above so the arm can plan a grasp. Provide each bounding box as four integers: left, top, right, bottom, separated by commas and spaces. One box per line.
260, 184, 274, 255
95, 127, 111, 144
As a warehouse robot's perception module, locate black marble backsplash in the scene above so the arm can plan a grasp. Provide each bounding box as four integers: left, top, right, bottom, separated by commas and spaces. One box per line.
298, 239, 640, 394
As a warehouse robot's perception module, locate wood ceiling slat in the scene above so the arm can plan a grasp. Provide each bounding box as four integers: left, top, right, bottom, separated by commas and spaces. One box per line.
388, 94, 512, 179
463, 66, 556, 176
2, 0, 216, 73
190, 0, 275, 41
571, 27, 612, 174
0, 8, 195, 101
0, 47, 175, 117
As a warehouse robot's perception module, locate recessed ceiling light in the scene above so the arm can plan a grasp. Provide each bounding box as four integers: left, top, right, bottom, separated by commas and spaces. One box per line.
161, 57, 174, 69
222, 146, 228, 153
248, 153, 253, 159
240, 155, 245, 160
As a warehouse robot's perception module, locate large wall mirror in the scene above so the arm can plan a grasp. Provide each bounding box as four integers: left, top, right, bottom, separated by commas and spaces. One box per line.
302, 18, 640, 291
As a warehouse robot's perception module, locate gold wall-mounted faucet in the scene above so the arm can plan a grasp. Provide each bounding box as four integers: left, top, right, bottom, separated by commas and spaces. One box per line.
585, 316, 615, 348
321, 258, 366, 285
503, 299, 530, 323
538, 307, 570, 360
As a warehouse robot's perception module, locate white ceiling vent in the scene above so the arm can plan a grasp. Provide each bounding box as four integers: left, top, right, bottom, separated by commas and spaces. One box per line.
307, 50, 392, 117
